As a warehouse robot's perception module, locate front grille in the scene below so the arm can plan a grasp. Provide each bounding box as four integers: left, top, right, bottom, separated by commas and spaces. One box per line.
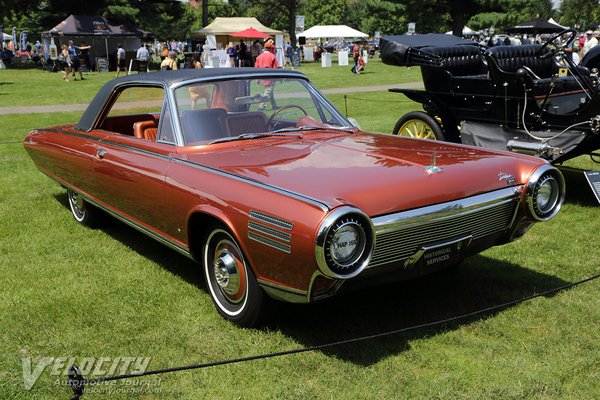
368, 188, 520, 268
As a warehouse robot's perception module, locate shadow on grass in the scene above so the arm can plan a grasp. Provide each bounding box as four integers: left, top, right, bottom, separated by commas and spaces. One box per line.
54, 192, 203, 290
53, 192, 569, 366
270, 257, 568, 365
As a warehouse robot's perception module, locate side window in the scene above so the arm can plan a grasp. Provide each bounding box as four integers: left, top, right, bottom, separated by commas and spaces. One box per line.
157, 99, 176, 144
100, 86, 164, 139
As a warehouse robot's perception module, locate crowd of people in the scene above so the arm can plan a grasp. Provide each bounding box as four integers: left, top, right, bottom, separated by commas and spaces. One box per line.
2, 27, 598, 83
477, 30, 599, 64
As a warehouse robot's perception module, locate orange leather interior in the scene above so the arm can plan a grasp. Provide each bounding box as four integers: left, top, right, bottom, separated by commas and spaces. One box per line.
133, 120, 158, 141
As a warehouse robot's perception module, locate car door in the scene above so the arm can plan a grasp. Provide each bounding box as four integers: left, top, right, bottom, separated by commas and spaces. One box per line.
91, 86, 177, 235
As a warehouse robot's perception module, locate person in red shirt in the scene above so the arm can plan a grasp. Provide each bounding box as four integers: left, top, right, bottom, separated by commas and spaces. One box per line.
255, 41, 279, 110
254, 41, 279, 68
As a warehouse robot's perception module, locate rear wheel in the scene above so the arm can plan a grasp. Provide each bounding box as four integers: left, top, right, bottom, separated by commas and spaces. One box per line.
392, 111, 445, 141
67, 188, 99, 227
203, 227, 268, 327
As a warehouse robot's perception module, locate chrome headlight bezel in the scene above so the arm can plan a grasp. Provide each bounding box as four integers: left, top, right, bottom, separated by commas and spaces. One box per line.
525, 164, 565, 221
315, 207, 374, 279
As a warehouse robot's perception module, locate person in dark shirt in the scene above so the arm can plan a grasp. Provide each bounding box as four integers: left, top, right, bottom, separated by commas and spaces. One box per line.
67, 40, 91, 80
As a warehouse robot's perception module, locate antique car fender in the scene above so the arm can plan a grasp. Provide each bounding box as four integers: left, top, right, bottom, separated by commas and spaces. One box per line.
580, 45, 600, 70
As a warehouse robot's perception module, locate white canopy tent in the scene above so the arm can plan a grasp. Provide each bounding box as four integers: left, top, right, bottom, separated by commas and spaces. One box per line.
445, 26, 479, 36
298, 25, 368, 39
2, 32, 12, 41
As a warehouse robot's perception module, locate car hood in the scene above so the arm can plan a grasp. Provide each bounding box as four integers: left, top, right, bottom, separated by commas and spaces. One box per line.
178, 132, 542, 216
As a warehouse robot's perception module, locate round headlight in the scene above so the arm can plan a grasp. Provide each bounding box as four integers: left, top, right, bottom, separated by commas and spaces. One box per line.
525, 165, 565, 221
315, 207, 374, 279
330, 221, 365, 265
535, 175, 559, 213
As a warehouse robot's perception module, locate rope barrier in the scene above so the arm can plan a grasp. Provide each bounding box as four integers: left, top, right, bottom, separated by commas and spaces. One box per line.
330, 94, 415, 104
67, 271, 600, 399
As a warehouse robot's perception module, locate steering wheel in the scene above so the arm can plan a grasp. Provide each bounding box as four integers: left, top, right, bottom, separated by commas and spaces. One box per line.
536, 29, 577, 58
267, 104, 308, 130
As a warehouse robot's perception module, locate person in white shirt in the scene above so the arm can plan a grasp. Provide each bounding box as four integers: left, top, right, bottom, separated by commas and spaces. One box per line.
136, 44, 150, 73
582, 30, 598, 58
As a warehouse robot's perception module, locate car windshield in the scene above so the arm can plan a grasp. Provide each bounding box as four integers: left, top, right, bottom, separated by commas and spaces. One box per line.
173, 77, 351, 145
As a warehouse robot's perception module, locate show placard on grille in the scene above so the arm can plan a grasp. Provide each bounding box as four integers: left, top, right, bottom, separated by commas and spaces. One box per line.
584, 170, 600, 205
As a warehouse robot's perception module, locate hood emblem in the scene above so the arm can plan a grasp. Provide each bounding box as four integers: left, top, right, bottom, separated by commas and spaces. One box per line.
425, 152, 442, 174
498, 172, 516, 185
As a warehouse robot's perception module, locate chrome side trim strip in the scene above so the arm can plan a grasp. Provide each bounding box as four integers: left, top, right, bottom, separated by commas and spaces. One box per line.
249, 210, 293, 230
84, 196, 192, 259
173, 158, 330, 212
248, 232, 291, 254
372, 187, 522, 233
41, 170, 193, 260
42, 129, 331, 213
257, 279, 308, 303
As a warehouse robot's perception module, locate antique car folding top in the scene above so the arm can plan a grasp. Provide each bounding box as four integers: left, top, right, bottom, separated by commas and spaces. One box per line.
380, 31, 600, 164
25, 68, 565, 326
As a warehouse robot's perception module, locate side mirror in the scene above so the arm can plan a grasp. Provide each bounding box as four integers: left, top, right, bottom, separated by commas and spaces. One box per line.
347, 117, 361, 129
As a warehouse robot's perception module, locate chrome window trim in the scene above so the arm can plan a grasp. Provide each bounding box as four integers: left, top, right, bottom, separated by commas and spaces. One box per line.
91, 81, 169, 135
372, 186, 522, 234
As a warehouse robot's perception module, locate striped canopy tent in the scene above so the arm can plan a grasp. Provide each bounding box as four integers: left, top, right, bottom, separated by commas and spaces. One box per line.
191, 17, 283, 38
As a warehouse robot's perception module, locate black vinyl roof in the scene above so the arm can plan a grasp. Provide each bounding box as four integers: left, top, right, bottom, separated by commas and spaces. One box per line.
76, 68, 307, 131
380, 34, 479, 67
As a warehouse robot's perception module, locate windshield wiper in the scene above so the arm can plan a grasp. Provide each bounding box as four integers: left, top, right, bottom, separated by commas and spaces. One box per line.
271, 125, 356, 134
209, 132, 304, 144
270, 126, 322, 134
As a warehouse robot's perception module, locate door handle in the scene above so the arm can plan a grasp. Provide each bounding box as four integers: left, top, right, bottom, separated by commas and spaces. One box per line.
96, 149, 106, 159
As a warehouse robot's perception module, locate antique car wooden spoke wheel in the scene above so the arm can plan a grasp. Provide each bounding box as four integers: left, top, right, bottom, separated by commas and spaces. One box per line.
393, 111, 445, 140
67, 188, 98, 227
203, 227, 266, 326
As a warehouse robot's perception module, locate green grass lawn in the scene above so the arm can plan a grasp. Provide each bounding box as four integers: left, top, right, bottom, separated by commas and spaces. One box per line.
0, 66, 599, 399
0, 57, 421, 107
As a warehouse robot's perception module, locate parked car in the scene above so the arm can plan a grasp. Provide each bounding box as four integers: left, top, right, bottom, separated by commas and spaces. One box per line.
24, 68, 565, 326
380, 31, 600, 164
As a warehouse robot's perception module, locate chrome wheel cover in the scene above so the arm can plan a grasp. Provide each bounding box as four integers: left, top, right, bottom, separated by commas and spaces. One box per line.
204, 230, 248, 316
67, 189, 86, 222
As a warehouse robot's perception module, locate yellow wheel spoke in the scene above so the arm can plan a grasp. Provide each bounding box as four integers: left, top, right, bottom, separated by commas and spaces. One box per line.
399, 119, 437, 140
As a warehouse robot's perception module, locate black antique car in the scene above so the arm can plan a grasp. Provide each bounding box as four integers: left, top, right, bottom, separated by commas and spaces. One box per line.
380, 31, 600, 164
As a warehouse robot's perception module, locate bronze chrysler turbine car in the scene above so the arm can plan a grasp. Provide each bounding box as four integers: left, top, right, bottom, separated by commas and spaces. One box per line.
24, 69, 565, 326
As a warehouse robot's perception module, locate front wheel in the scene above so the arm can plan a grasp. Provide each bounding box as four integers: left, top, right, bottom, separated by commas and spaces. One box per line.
203, 227, 269, 327
392, 111, 445, 141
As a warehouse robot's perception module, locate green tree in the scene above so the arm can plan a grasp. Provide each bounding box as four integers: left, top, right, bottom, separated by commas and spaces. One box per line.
303, 0, 349, 28
559, 0, 600, 30
348, 0, 405, 36
245, 0, 303, 46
